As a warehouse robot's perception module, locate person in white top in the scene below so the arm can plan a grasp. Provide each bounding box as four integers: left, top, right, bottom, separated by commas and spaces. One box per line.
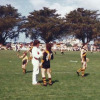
32, 40, 43, 85
90, 44, 94, 53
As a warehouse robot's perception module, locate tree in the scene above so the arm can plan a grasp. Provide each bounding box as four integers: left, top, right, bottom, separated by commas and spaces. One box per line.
24, 7, 67, 43
65, 8, 100, 44
0, 5, 21, 44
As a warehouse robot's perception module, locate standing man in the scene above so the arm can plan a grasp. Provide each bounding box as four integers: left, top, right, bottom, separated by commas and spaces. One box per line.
41, 43, 54, 86
77, 44, 88, 77
32, 40, 43, 85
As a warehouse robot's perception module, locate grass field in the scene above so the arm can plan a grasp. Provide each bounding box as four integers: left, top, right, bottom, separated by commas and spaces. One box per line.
0, 50, 100, 100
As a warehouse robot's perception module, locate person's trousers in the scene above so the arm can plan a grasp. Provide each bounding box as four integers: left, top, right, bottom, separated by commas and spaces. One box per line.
32, 61, 40, 84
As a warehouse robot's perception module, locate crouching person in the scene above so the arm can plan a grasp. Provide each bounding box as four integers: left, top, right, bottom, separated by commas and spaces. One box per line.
41, 43, 54, 86
17, 52, 28, 74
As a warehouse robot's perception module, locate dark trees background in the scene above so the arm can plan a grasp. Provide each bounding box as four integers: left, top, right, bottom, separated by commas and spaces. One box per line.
23, 7, 67, 43
0, 5, 100, 44
0, 5, 21, 44
65, 8, 100, 44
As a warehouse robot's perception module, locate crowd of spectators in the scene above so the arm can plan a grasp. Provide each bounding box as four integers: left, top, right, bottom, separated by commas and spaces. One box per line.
0, 42, 100, 52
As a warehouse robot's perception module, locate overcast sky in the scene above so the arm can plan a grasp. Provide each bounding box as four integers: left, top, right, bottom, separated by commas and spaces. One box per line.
1, 0, 100, 42
1, 0, 100, 17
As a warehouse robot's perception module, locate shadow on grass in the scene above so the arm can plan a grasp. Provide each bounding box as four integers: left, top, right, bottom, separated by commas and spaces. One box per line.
38, 80, 59, 84
26, 70, 33, 73
84, 73, 90, 77
52, 80, 59, 84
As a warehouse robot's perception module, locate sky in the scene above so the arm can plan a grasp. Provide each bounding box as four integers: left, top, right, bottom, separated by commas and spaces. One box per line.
1, 0, 100, 43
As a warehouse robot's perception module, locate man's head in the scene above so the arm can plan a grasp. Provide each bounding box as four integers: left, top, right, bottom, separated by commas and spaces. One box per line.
46, 43, 52, 52
33, 40, 40, 47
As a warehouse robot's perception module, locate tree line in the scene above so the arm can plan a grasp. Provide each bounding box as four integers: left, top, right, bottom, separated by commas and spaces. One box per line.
0, 5, 100, 45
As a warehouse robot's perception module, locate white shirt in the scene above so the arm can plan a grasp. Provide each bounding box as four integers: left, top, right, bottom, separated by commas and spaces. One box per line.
32, 46, 43, 60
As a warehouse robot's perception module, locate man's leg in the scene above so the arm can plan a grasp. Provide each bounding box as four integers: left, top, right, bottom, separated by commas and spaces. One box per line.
32, 64, 39, 85
81, 62, 87, 77
22, 65, 26, 74
41, 68, 47, 86
47, 69, 52, 85
32, 72, 37, 84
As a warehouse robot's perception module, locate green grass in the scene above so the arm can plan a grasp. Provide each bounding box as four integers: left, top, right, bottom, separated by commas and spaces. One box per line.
0, 50, 100, 100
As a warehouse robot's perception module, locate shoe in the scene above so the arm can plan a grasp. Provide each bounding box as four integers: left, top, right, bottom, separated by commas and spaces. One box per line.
49, 81, 53, 86
43, 83, 47, 86
76, 71, 79, 76
49, 83, 52, 86
82, 75, 85, 77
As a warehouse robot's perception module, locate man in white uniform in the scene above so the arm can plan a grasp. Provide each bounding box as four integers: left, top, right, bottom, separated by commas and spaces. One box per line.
32, 40, 43, 85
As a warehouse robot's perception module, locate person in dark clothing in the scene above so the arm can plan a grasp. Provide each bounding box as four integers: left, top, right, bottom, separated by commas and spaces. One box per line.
41, 43, 53, 86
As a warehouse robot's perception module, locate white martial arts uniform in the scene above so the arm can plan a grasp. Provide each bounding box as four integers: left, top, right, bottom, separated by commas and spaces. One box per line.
32, 46, 42, 84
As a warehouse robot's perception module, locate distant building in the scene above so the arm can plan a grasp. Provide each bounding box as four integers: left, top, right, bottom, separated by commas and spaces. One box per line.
61, 38, 82, 46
